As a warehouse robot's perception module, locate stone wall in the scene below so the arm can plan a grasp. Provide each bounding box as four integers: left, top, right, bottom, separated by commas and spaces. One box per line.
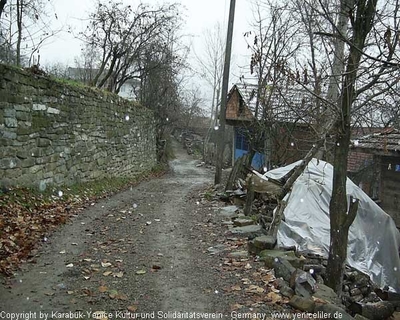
0, 64, 157, 190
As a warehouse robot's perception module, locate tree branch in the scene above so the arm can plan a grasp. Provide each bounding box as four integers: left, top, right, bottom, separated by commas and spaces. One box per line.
344, 196, 359, 229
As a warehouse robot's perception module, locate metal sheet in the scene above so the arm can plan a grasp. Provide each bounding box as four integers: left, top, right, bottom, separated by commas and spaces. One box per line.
264, 159, 400, 292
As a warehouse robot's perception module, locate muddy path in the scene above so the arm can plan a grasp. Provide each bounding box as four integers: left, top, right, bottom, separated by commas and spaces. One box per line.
0, 139, 239, 316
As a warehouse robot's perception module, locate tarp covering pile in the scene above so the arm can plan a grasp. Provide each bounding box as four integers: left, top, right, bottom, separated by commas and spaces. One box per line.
264, 159, 400, 292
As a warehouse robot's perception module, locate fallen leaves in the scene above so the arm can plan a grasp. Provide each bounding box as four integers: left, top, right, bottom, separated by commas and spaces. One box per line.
245, 285, 265, 294
150, 264, 162, 272
127, 305, 138, 312
231, 285, 242, 291
113, 271, 124, 278
214, 235, 289, 312
136, 270, 146, 275
266, 292, 282, 303
231, 303, 244, 311
0, 188, 82, 275
108, 290, 118, 299
108, 289, 128, 300
0, 171, 163, 276
98, 286, 108, 293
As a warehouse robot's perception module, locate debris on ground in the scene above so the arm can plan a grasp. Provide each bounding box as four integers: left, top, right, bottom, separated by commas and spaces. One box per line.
200, 182, 400, 319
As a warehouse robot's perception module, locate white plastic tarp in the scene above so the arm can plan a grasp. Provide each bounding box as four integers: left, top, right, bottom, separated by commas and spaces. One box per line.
264, 159, 400, 292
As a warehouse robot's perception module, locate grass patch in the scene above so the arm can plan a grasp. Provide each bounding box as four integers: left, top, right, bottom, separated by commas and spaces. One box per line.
204, 191, 214, 201
51, 76, 88, 89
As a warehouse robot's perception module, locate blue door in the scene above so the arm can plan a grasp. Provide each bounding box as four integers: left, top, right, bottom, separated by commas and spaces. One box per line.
234, 128, 264, 170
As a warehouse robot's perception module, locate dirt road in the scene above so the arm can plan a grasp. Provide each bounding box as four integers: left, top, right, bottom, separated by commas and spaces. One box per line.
0, 139, 238, 316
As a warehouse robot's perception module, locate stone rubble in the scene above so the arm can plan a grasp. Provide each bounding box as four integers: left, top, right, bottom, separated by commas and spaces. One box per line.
216, 198, 399, 320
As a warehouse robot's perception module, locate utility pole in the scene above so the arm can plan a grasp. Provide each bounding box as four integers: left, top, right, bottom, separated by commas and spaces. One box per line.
214, 0, 236, 185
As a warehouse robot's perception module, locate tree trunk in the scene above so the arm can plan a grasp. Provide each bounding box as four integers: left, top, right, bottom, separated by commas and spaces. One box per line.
268, 199, 287, 239
0, 0, 6, 18
97, 54, 118, 89
244, 175, 254, 216
325, 0, 376, 295
226, 150, 254, 191
325, 128, 354, 295
90, 50, 112, 87
16, 0, 23, 66
279, 137, 326, 200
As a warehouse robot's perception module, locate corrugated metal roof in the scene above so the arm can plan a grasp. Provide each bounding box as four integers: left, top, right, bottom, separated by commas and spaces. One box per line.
232, 82, 315, 123
351, 128, 400, 154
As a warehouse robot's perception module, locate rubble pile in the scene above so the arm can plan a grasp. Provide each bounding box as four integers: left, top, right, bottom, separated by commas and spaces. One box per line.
179, 130, 204, 156
216, 204, 400, 320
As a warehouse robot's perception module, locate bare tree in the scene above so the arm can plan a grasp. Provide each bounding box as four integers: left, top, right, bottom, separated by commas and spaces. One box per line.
236, 0, 400, 295
137, 30, 189, 161
195, 23, 225, 122
194, 23, 225, 164
0, 0, 59, 66
285, 0, 400, 294
180, 87, 205, 130
242, 0, 307, 165
71, 45, 100, 85
81, 1, 181, 93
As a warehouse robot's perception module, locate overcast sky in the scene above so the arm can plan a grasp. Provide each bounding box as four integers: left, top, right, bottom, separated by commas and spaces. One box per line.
39, 0, 255, 106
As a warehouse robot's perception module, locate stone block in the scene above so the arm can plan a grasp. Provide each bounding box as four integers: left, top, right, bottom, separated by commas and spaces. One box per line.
16, 126, 33, 135
273, 256, 296, 282
4, 108, 16, 117
47, 107, 60, 114
289, 295, 315, 312
36, 156, 51, 165
16, 135, 29, 142
0, 158, 20, 169
20, 158, 35, 168
2, 130, 17, 140
233, 218, 255, 227
38, 179, 48, 191
4, 168, 22, 179
291, 269, 317, 298
261, 249, 305, 269
14, 105, 29, 112
53, 174, 64, 184
0, 147, 15, 158
248, 235, 277, 255
32, 103, 47, 111
29, 165, 43, 174
16, 111, 31, 121
230, 225, 264, 237
313, 284, 342, 306
37, 138, 51, 147
46, 162, 58, 171
219, 206, 240, 219
315, 303, 355, 320
5, 117, 17, 128
30, 148, 45, 157
228, 251, 249, 259
96, 157, 106, 166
